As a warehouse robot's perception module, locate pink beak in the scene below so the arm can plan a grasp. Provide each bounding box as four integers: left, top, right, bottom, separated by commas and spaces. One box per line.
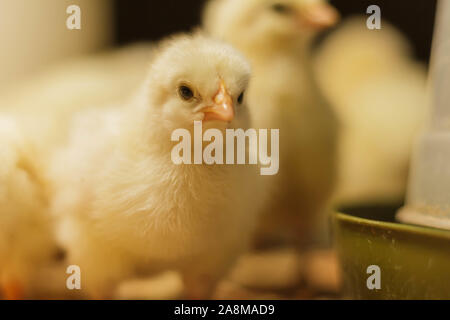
298, 2, 340, 30
202, 80, 235, 122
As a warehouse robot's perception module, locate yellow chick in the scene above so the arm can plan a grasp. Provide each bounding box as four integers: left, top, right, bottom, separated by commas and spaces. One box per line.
314, 17, 429, 206
0, 116, 58, 299
203, 0, 340, 246
0, 44, 152, 118
49, 34, 263, 299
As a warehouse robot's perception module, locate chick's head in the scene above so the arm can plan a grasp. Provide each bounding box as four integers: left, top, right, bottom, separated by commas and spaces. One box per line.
144, 34, 252, 133
204, 0, 339, 49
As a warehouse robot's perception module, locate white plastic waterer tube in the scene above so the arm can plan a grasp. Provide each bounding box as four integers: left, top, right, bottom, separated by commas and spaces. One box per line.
397, 0, 450, 230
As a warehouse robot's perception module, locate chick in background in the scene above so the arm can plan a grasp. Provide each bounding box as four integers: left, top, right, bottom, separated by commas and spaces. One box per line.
0, 44, 152, 117
0, 45, 155, 192
0, 117, 58, 300
203, 0, 340, 246
314, 17, 429, 206
49, 34, 265, 299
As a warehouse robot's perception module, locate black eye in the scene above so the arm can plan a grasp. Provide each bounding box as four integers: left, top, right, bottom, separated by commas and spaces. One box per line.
238, 91, 245, 104
178, 85, 194, 101
271, 3, 292, 14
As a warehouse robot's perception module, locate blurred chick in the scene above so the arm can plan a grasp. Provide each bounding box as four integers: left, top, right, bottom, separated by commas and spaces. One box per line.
0, 116, 57, 299
204, 0, 340, 245
0, 44, 152, 119
314, 17, 429, 206
49, 34, 262, 298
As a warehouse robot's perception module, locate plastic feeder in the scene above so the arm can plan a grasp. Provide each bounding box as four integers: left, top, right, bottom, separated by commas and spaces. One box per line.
397, 0, 450, 230
334, 1, 450, 299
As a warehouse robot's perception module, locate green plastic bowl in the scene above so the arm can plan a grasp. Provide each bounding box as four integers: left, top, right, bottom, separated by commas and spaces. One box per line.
334, 206, 450, 299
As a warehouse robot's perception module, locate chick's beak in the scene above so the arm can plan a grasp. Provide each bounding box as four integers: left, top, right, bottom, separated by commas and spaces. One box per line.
298, 2, 340, 30
202, 80, 235, 122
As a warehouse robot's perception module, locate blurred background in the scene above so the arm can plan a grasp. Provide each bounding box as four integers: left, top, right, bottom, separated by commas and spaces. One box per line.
115, 0, 437, 63
0, 0, 112, 87
0, 0, 437, 89
0, 0, 441, 300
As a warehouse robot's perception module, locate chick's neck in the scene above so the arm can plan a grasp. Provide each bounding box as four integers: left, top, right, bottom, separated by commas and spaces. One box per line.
237, 34, 315, 72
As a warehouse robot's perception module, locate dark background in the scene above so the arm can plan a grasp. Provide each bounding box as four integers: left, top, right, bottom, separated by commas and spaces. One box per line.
114, 0, 437, 63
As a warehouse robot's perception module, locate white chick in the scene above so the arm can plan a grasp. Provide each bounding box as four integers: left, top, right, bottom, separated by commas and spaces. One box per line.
203, 0, 340, 245
314, 17, 429, 206
50, 34, 262, 299
0, 116, 58, 299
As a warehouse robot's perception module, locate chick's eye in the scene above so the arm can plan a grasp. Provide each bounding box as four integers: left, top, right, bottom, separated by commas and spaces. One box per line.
178, 85, 194, 101
238, 91, 245, 104
271, 3, 292, 14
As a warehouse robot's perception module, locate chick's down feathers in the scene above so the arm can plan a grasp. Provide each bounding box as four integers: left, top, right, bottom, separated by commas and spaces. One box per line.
0, 116, 57, 299
203, 0, 340, 245
314, 17, 429, 205
49, 34, 265, 298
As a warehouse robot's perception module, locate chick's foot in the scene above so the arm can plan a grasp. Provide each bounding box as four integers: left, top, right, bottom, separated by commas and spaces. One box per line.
1, 278, 25, 300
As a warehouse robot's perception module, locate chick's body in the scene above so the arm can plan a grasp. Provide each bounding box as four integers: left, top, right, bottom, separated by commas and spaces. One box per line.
50, 35, 261, 298
314, 18, 429, 205
204, 0, 339, 244
0, 44, 152, 116
0, 117, 57, 299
